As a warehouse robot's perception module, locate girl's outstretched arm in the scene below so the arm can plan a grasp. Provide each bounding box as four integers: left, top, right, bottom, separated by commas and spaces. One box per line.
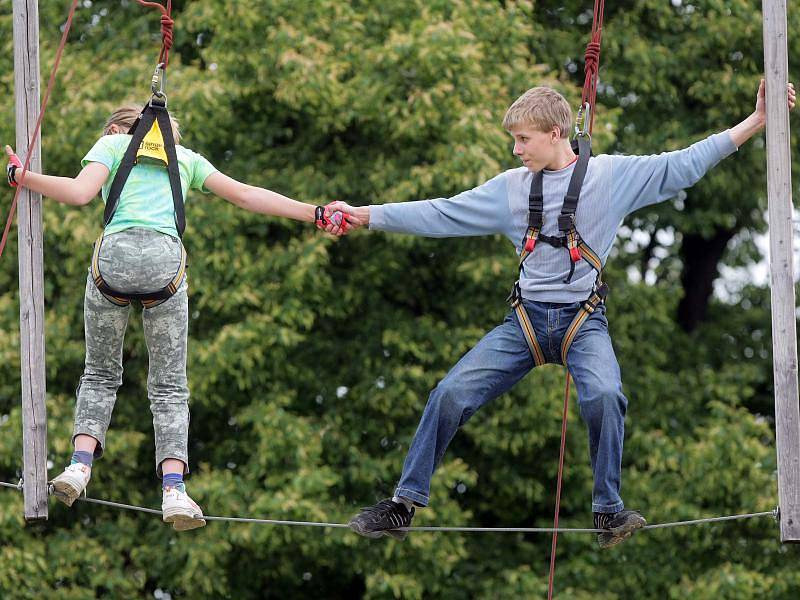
205, 171, 316, 222
204, 171, 362, 233
5, 145, 107, 206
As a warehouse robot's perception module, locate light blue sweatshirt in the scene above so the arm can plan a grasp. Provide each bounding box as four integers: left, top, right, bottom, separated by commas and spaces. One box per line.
369, 132, 738, 303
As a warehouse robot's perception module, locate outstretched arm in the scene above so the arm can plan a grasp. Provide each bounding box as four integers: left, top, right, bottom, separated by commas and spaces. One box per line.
610, 79, 796, 218
728, 79, 795, 147
205, 171, 317, 222
203, 171, 362, 234
5, 145, 107, 206
330, 172, 512, 238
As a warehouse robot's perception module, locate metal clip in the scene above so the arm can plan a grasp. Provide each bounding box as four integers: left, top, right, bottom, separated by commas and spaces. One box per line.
151, 62, 167, 101
16, 478, 23, 491
574, 102, 591, 138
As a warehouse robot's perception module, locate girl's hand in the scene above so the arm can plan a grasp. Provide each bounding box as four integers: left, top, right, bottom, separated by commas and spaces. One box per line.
5, 145, 22, 187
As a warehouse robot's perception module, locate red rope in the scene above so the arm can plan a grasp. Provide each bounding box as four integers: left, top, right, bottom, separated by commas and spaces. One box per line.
546, 372, 572, 600
547, 8, 605, 600
548, 5, 605, 590
135, 0, 173, 67
579, 0, 605, 135
0, 0, 80, 260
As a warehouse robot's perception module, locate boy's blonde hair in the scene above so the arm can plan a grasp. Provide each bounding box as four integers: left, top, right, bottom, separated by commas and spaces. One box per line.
502, 87, 572, 138
104, 103, 181, 143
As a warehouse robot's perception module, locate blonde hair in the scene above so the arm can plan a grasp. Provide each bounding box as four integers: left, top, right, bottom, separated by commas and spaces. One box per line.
104, 103, 181, 143
502, 87, 572, 138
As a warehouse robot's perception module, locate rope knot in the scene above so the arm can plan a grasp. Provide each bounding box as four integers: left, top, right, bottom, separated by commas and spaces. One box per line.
584, 41, 601, 75
161, 14, 174, 50
135, 1, 174, 67
160, 14, 174, 66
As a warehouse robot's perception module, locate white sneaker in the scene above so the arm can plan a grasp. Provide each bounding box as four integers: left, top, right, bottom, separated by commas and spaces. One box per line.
51, 463, 91, 507
162, 486, 206, 531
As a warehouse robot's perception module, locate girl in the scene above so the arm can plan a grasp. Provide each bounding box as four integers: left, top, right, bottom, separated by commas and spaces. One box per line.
5, 104, 353, 530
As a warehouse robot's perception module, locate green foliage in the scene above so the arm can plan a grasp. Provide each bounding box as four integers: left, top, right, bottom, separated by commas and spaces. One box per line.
1, 1, 798, 598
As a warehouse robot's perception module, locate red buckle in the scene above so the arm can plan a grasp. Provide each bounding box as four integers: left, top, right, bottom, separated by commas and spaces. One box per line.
569, 247, 581, 262
524, 238, 536, 252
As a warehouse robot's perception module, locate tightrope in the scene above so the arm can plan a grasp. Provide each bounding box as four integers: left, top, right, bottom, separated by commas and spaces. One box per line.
0, 480, 777, 533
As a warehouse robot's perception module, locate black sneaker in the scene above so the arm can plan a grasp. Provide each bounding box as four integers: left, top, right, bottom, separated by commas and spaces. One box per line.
594, 509, 646, 548
349, 498, 415, 540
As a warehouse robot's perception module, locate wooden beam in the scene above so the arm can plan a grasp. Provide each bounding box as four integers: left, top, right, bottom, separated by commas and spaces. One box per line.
762, 0, 800, 543
13, 0, 48, 522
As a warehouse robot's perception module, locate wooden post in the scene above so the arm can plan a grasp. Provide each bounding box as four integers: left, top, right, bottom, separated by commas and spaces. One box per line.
762, 0, 800, 543
13, 0, 48, 521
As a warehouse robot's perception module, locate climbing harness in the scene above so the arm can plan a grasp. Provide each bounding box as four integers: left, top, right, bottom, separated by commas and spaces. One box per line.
91, 1, 187, 308
507, 134, 608, 366
90, 234, 187, 309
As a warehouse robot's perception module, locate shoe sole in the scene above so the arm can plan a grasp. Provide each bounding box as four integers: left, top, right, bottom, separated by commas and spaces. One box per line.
348, 521, 383, 538
598, 514, 647, 549
163, 508, 206, 531
51, 478, 83, 507
348, 521, 407, 540
382, 529, 408, 541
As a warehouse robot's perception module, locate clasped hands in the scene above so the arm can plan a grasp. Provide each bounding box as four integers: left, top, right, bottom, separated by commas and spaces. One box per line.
314, 201, 366, 237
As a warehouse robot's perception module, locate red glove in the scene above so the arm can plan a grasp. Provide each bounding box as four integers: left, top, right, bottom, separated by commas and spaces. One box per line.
315, 204, 351, 234
6, 151, 22, 187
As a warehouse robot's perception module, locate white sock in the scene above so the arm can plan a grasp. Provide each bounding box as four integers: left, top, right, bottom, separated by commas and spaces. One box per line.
392, 496, 414, 510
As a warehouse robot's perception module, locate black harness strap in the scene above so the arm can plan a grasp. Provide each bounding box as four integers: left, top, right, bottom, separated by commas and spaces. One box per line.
103, 104, 155, 228
153, 100, 186, 237
558, 135, 591, 232
103, 99, 185, 236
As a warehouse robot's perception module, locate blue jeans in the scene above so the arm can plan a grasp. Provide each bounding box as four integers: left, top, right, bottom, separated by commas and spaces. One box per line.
395, 299, 627, 514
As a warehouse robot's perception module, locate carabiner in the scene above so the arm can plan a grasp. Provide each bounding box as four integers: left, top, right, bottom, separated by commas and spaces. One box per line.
574, 102, 591, 139
151, 62, 167, 99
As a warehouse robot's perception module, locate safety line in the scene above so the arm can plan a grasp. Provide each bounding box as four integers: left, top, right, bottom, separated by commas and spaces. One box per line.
0, 480, 777, 533
547, 372, 572, 599
0, 0, 80, 260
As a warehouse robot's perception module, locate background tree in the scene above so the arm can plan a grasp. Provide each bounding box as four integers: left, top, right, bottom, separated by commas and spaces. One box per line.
1, 1, 798, 598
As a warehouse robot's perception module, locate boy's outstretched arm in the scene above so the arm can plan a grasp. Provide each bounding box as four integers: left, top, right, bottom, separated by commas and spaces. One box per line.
329, 172, 512, 239
729, 79, 795, 147
5, 145, 107, 205
609, 79, 796, 219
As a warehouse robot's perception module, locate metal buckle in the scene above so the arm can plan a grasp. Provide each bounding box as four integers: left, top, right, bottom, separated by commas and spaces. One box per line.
506, 282, 521, 306
558, 214, 574, 232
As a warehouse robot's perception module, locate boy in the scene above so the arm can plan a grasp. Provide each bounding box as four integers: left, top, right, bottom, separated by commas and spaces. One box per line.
334, 79, 794, 547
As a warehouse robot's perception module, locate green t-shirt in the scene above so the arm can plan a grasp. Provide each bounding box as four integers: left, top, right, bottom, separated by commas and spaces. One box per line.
82, 134, 218, 238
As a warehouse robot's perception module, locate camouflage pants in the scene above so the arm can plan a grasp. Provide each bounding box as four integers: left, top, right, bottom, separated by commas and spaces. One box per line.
73, 227, 190, 476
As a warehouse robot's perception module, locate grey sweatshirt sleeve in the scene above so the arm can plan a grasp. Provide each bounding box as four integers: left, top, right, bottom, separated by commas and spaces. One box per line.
368, 172, 511, 238
609, 131, 738, 219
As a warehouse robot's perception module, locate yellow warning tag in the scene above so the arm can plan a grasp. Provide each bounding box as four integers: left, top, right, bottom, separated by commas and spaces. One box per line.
136, 120, 169, 166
